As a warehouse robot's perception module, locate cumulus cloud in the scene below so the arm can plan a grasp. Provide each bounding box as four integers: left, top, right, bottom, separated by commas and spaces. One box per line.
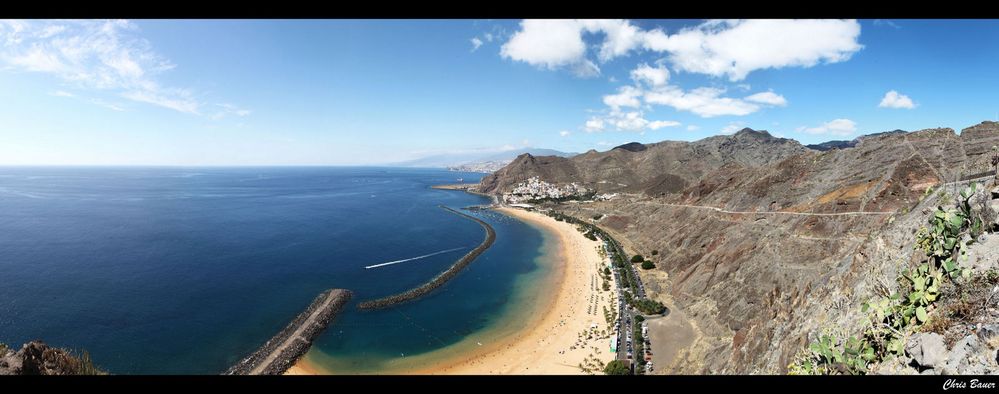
559, 130, 571, 137
597, 81, 787, 118
577, 19, 645, 62
611, 111, 649, 131
797, 118, 857, 136
686, 125, 699, 131
500, 20, 591, 72
630, 63, 669, 87
0, 19, 243, 116
470, 37, 483, 51
647, 120, 681, 130
585, 108, 680, 133
584, 117, 606, 132
878, 90, 915, 109
602, 85, 643, 110
643, 86, 760, 117
500, 19, 863, 82
643, 19, 863, 81
744, 91, 788, 106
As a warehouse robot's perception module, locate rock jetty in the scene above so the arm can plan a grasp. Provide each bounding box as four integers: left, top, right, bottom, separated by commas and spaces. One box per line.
224, 288, 352, 375
357, 205, 495, 310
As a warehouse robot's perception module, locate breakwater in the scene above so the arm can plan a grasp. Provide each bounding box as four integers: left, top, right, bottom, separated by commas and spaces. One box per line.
357, 205, 496, 310
224, 288, 352, 375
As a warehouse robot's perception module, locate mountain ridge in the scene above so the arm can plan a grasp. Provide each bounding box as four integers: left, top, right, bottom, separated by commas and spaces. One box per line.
478, 120, 999, 373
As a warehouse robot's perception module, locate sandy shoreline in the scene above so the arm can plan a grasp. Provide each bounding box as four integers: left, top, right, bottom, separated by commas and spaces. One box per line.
285, 206, 615, 375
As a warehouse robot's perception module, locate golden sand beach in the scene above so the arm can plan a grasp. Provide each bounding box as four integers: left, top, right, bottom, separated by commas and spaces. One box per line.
285, 206, 616, 375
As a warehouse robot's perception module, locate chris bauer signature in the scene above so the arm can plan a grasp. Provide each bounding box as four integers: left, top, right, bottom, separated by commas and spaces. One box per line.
943, 379, 998, 390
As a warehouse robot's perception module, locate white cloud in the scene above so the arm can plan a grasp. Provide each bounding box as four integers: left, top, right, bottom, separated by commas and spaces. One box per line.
122, 89, 199, 114
630, 63, 669, 87
686, 125, 699, 131
498, 19, 644, 78
577, 19, 645, 62
878, 90, 915, 109
647, 120, 681, 130
500, 20, 590, 71
584, 117, 606, 132
0, 19, 240, 115
50, 90, 74, 97
571, 59, 601, 78
585, 108, 679, 133
500, 19, 863, 82
610, 111, 649, 131
744, 91, 788, 106
873, 19, 901, 29
643, 86, 760, 117
602, 85, 642, 110
721, 122, 745, 134
470, 37, 483, 52
559, 130, 571, 137
643, 19, 863, 81
212, 103, 252, 120
797, 118, 857, 136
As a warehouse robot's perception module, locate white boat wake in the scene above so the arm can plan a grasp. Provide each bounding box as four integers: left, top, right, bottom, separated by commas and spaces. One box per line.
364, 247, 467, 269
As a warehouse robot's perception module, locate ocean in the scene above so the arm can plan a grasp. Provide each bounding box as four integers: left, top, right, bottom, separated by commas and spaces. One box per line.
0, 167, 551, 374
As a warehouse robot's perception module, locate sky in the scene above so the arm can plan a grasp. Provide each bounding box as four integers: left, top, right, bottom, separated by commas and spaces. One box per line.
2, 19, 999, 166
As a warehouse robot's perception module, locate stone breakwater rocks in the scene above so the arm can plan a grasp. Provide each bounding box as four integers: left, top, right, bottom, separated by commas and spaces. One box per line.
224, 288, 352, 375
357, 205, 496, 310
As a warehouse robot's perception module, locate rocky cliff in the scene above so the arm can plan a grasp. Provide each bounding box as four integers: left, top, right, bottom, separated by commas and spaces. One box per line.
480, 121, 999, 373
0, 341, 106, 375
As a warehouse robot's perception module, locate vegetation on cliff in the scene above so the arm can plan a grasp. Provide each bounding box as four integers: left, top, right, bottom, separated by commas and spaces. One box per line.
790, 182, 997, 375
0, 341, 106, 375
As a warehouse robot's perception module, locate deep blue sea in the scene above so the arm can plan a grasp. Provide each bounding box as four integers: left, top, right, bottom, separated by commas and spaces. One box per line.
0, 167, 547, 374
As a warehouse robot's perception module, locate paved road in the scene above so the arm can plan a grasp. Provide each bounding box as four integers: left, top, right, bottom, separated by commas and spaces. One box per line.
651, 202, 893, 216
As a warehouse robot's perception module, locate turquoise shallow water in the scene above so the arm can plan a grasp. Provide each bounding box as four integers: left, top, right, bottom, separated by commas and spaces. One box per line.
0, 166, 547, 374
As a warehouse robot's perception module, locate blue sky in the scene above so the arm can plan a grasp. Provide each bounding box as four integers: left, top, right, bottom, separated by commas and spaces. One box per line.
1, 19, 998, 165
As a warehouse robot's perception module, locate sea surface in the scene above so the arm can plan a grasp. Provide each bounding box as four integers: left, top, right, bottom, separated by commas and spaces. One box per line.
0, 167, 550, 374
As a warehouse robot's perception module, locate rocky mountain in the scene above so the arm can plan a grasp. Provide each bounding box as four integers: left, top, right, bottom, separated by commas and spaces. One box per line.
481, 128, 809, 196
478, 121, 999, 374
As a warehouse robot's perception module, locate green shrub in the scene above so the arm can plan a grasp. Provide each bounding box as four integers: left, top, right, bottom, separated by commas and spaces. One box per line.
603, 360, 631, 375
792, 183, 985, 375
651, 250, 658, 256
630, 255, 644, 263
632, 298, 666, 315
641, 261, 655, 270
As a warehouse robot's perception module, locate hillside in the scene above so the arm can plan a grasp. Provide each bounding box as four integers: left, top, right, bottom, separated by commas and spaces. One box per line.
478, 121, 999, 373
0, 341, 106, 375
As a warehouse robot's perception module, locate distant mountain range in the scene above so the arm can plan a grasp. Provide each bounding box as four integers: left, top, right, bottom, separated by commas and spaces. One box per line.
390, 148, 577, 173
